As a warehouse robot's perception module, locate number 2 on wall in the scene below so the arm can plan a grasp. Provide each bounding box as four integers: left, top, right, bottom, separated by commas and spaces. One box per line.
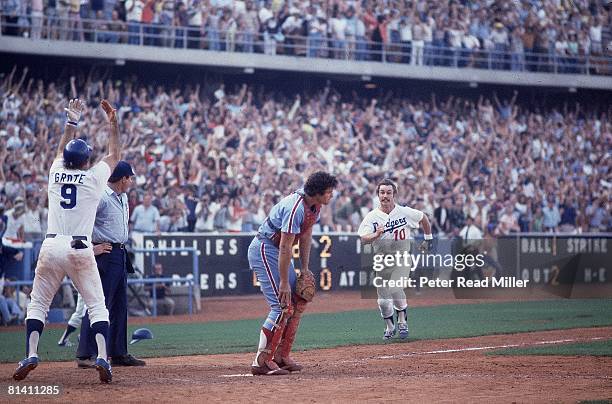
60, 184, 77, 209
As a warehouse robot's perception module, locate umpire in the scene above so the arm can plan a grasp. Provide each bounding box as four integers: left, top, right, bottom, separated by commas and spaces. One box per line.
76, 161, 145, 367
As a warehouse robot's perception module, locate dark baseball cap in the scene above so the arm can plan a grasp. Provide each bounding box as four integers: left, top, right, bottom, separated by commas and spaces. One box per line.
109, 161, 135, 183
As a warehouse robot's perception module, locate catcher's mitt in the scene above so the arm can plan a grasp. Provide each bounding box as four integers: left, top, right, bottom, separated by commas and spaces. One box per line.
295, 270, 316, 302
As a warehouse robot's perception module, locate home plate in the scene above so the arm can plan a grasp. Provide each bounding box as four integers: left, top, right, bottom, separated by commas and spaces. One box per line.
220, 374, 254, 378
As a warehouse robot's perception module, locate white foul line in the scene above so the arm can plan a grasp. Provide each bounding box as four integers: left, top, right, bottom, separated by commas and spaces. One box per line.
220, 374, 254, 378
375, 336, 605, 360
219, 336, 608, 376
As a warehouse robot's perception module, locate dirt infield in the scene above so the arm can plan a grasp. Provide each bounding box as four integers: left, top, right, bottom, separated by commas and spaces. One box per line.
1, 327, 611, 403
2, 292, 612, 402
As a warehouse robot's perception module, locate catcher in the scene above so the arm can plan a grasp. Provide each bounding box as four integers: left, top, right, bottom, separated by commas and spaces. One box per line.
248, 171, 337, 375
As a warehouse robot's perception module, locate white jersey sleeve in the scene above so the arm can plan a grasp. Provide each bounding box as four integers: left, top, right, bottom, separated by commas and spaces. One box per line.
358, 209, 389, 237
400, 205, 424, 228
90, 161, 112, 193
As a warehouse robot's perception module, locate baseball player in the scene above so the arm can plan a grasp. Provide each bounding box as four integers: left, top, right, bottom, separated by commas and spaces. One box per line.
249, 171, 337, 376
57, 291, 86, 347
358, 179, 432, 340
12, 99, 121, 383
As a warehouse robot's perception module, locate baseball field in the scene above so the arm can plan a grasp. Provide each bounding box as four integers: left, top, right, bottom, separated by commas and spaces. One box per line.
1, 291, 611, 402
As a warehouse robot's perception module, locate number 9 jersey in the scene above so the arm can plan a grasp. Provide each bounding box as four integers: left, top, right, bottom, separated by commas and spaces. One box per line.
46, 158, 112, 239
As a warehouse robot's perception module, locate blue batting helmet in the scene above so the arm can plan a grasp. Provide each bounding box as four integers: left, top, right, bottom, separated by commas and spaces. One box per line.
63, 139, 92, 169
129, 328, 154, 345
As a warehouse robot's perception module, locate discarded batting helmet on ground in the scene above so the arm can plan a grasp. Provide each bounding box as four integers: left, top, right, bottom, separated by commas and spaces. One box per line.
129, 328, 154, 345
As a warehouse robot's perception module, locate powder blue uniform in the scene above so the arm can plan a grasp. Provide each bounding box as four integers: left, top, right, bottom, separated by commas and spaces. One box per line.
248, 188, 317, 332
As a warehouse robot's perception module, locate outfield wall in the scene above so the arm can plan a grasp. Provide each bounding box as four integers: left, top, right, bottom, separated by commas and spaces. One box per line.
139, 233, 611, 297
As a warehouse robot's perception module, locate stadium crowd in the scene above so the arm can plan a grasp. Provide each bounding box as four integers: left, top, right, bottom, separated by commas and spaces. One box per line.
0, 65, 610, 244
1, 0, 611, 72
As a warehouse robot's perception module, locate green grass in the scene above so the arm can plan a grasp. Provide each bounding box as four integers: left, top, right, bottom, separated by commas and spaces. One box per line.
490, 339, 612, 357
0, 299, 610, 363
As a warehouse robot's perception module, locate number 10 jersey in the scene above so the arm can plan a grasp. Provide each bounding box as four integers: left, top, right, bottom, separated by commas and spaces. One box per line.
358, 205, 424, 241
46, 158, 111, 238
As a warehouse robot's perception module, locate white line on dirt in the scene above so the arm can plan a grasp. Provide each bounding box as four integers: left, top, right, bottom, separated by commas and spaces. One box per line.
219, 336, 608, 376
375, 336, 605, 360
220, 374, 254, 378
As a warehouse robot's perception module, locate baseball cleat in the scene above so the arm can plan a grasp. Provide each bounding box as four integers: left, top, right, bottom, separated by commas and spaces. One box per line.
274, 357, 303, 372
13, 357, 39, 381
398, 323, 409, 340
94, 358, 113, 383
383, 328, 396, 340
77, 358, 96, 369
251, 360, 290, 376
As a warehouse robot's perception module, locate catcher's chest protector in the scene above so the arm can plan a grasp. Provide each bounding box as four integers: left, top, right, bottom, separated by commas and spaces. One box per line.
269, 191, 320, 247
292, 190, 320, 245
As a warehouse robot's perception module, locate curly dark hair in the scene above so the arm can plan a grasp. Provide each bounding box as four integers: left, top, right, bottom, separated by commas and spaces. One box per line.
376, 178, 398, 196
304, 171, 338, 196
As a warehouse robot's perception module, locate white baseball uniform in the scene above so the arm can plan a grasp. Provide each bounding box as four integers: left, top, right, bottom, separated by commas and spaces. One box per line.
68, 292, 86, 328
26, 158, 111, 325
358, 204, 423, 318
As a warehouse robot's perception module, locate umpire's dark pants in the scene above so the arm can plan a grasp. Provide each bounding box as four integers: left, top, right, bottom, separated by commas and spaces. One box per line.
77, 245, 127, 359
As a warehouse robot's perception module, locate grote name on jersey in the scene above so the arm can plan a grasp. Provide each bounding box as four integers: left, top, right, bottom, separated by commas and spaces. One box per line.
53, 172, 86, 184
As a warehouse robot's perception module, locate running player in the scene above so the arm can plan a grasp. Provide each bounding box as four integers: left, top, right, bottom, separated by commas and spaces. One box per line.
12, 99, 120, 383
358, 178, 432, 340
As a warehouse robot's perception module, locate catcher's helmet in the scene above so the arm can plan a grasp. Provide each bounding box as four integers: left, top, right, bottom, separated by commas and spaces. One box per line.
129, 328, 154, 345
63, 139, 92, 169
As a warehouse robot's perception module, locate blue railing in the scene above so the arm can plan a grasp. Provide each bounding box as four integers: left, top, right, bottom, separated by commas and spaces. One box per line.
3, 276, 195, 317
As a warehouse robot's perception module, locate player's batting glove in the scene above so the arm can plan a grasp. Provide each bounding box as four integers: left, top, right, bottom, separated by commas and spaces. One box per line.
418, 239, 433, 254
64, 99, 85, 123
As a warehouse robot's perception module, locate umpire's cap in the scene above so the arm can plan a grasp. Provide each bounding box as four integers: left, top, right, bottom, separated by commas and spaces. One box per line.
63, 139, 92, 169
130, 328, 154, 345
109, 161, 135, 183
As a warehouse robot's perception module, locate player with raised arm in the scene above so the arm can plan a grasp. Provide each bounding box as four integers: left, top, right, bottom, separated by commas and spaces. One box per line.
358, 179, 432, 340
12, 99, 121, 383
249, 171, 337, 375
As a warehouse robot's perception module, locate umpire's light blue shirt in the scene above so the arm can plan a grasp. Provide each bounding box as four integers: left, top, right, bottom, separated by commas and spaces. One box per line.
92, 186, 129, 244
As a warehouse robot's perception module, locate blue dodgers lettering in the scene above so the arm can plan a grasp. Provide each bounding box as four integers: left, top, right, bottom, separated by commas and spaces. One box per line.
54, 172, 85, 184
384, 217, 407, 233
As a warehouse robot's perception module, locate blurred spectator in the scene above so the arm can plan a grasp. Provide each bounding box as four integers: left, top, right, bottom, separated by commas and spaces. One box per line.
542, 199, 561, 232
3, 197, 25, 242
147, 262, 175, 315
559, 198, 577, 233
186, 0, 203, 49
0, 239, 24, 278
125, 0, 144, 45
194, 194, 217, 232
459, 216, 483, 242
160, 208, 187, 232
30, 0, 44, 40
1, 278, 24, 325
23, 195, 46, 241
496, 205, 520, 235
227, 197, 245, 233
131, 194, 161, 233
